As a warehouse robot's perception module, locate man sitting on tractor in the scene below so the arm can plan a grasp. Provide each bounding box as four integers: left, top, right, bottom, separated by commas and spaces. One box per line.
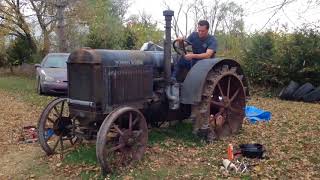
172, 20, 218, 81
168, 20, 218, 111
167, 20, 218, 142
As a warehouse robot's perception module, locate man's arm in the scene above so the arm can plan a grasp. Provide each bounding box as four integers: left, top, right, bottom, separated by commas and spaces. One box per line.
185, 49, 214, 60
185, 35, 217, 60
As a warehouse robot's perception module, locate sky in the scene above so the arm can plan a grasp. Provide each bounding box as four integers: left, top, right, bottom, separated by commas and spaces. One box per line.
126, 0, 320, 33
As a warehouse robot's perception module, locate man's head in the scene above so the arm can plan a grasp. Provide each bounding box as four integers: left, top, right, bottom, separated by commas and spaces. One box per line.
197, 20, 209, 39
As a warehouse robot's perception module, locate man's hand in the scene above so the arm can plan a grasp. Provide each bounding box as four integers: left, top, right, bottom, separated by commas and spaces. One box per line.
176, 37, 185, 42
184, 53, 194, 60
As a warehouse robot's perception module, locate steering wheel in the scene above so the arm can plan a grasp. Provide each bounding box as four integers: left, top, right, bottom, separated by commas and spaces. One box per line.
172, 39, 192, 55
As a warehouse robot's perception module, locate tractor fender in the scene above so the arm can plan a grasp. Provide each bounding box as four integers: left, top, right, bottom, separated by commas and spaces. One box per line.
180, 58, 248, 105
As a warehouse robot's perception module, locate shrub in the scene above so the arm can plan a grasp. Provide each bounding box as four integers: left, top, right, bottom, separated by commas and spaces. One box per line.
242, 29, 320, 87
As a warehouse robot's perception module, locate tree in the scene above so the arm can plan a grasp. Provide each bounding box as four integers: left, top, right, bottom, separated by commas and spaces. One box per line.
29, 0, 57, 56
250, 0, 320, 31
0, 37, 7, 67
109, 0, 130, 22
163, 0, 245, 37
67, 0, 128, 49
125, 12, 163, 49
88, 2, 123, 49
0, 0, 37, 56
6, 36, 34, 66
0, 0, 37, 62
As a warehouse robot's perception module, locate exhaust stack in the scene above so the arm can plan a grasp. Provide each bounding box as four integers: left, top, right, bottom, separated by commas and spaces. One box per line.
163, 10, 174, 84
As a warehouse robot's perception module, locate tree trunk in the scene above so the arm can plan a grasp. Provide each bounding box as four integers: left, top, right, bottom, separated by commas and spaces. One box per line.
42, 31, 50, 56
9, 65, 13, 74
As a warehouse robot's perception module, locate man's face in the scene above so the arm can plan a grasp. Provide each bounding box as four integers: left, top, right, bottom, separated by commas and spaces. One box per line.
197, 25, 209, 39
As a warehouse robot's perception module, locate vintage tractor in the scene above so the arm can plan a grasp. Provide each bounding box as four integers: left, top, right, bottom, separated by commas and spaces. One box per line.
37, 10, 249, 175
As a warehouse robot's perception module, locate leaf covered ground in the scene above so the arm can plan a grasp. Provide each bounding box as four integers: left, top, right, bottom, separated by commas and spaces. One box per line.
0, 76, 319, 179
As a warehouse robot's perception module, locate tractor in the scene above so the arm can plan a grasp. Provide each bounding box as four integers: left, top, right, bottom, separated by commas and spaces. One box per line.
37, 10, 249, 175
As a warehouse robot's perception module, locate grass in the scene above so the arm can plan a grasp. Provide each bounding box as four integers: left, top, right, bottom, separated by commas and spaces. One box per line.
149, 122, 204, 147
64, 122, 202, 165
27, 163, 51, 177
0, 75, 53, 107
64, 145, 97, 165
1, 75, 320, 179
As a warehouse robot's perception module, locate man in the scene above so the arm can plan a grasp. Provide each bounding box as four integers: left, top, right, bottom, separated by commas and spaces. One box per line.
168, 20, 218, 142
172, 20, 217, 80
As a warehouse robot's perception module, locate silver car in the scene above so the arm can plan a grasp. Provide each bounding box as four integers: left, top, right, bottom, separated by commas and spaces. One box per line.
35, 53, 69, 95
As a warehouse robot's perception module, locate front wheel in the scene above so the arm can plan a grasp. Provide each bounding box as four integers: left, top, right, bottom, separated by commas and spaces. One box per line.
96, 106, 148, 175
38, 98, 81, 155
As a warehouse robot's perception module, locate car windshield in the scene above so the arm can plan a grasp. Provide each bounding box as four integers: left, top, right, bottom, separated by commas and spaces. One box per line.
43, 55, 69, 68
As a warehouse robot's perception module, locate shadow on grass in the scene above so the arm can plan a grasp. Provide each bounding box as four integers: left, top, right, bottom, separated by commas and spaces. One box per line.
64, 145, 97, 165
149, 122, 204, 147
64, 122, 203, 166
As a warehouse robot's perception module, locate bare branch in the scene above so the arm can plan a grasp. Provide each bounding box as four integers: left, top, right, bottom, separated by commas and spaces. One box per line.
258, 0, 295, 31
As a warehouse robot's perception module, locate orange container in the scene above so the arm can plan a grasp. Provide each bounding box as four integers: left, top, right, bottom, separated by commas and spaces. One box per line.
227, 144, 234, 160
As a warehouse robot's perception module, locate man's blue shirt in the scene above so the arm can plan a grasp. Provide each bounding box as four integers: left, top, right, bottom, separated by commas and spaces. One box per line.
187, 32, 217, 57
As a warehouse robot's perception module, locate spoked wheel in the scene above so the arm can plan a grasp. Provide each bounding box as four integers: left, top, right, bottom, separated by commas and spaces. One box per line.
38, 98, 81, 155
96, 106, 148, 175
193, 64, 246, 139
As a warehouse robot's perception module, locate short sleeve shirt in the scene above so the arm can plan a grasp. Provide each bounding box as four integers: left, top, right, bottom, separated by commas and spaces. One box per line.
187, 32, 217, 57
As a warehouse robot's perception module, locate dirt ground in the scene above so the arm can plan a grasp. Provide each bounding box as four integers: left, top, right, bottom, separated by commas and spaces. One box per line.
0, 89, 320, 179
0, 90, 60, 179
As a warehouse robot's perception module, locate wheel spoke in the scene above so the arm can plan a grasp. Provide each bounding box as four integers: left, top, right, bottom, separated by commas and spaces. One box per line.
69, 136, 79, 145
217, 83, 225, 97
129, 113, 133, 130
132, 117, 140, 128
227, 76, 231, 98
47, 117, 55, 124
60, 135, 64, 152
52, 134, 62, 152
106, 144, 125, 154
211, 101, 225, 107
60, 101, 65, 117
113, 125, 124, 136
53, 106, 59, 118
132, 130, 143, 138
69, 138, 75, 145
229, 105, 242, 114
230, 88, 240, 103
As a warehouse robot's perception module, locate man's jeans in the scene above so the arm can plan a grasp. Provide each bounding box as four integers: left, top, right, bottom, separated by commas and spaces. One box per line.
172, 57, 199, 80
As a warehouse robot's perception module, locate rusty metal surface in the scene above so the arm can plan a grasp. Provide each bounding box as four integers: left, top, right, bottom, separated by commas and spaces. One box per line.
105, 65, 153, 106
68, 48, 166, 68
181, 58, 249, 105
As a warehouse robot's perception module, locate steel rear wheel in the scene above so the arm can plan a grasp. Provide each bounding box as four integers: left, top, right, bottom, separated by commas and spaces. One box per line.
193, 65, 246, 139
38, 98, 81, 155
96, 106, 148, 175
